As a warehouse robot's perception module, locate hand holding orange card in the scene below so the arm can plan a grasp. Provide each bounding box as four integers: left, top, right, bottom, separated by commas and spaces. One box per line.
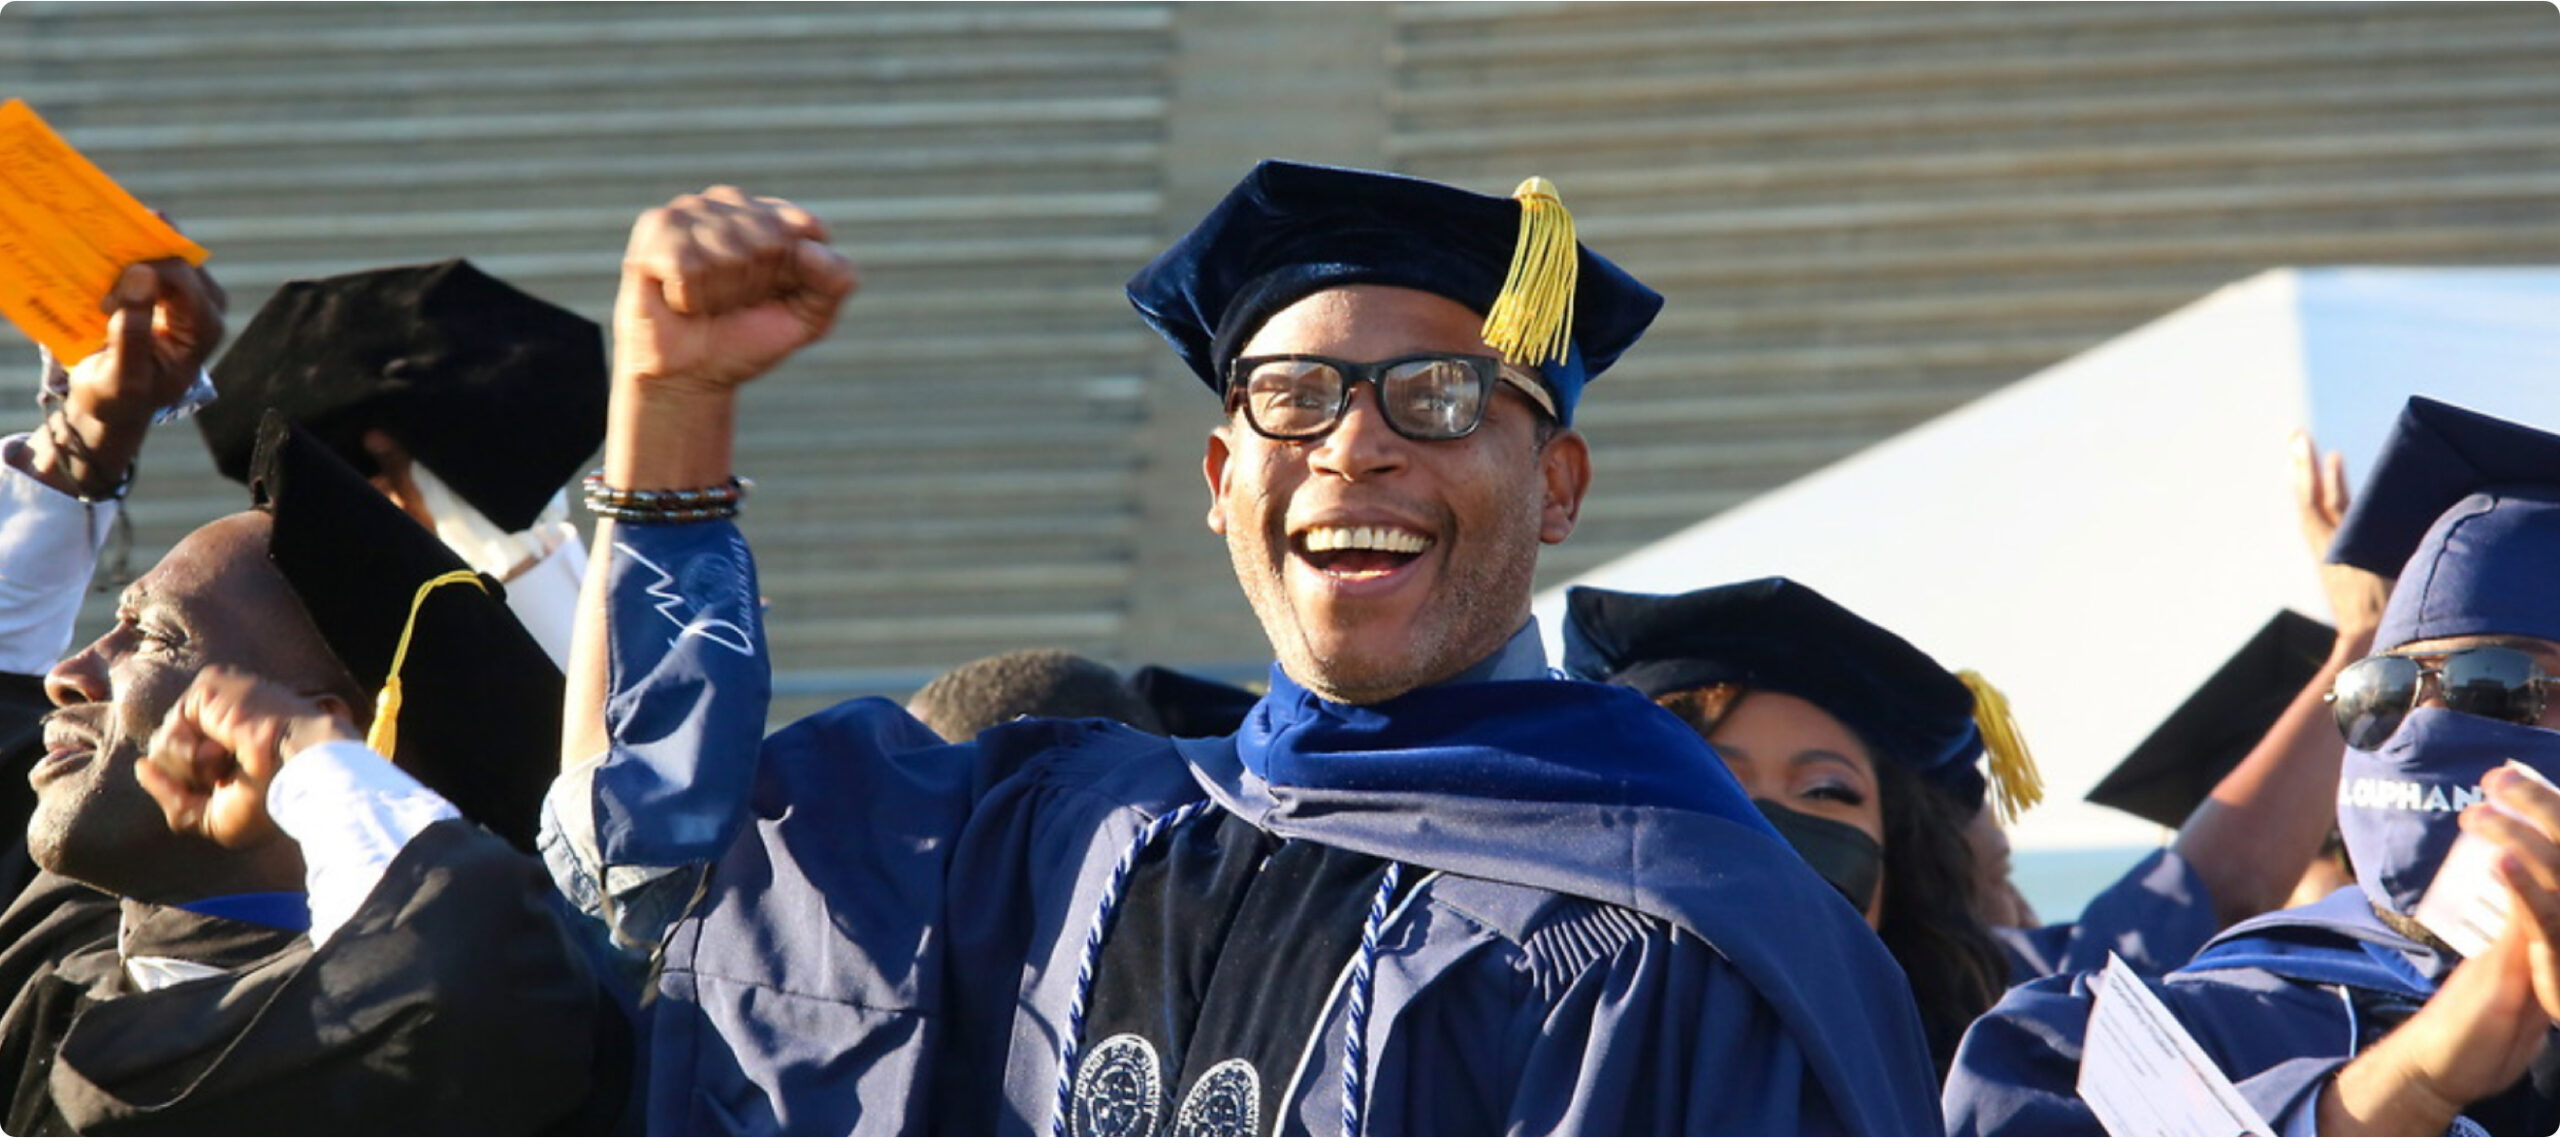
0, 98, 208, 364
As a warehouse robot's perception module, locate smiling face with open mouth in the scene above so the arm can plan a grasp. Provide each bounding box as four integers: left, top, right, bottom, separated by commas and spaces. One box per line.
1204, 285, 1591, 705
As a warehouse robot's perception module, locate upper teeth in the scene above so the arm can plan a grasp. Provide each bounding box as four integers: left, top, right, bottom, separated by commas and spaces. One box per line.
1304, 526, 1430, 554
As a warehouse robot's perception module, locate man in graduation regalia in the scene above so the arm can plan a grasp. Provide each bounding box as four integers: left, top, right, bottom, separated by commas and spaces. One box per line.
0, 415, 625, 1132
543, 166, 1942, 1134
1945, 397, 2560, 1136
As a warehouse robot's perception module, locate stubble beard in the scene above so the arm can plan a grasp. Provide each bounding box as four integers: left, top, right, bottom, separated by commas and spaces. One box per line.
1230, 505, 1541, 708
26, 731, 141, 888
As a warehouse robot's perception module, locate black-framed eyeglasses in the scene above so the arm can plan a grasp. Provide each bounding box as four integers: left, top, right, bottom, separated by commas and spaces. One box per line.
2327, 645, 2556, 749
1224, 352, 1553, 442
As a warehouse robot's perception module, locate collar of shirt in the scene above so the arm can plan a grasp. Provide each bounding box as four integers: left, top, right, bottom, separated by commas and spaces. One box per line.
115, 892, 310, 993
1438, 619, 1552, 686
122, 953, 229, 992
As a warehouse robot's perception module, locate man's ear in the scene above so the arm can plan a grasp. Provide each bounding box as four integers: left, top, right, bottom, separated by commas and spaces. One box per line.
1202, 425, 1235, 536
315, 691, 362, 730
1538, 428, 1591, 545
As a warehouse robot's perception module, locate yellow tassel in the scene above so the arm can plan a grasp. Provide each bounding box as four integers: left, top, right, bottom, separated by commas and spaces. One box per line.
1958, 669, 2045, 825
1480, 176, 1579, 368
365, 570, 490, 758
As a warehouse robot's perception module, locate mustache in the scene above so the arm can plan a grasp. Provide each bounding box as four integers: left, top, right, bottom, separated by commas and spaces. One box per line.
39, 706, 107, 753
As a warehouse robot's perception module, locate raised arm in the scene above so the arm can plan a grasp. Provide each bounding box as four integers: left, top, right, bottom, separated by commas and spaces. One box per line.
136, 665, 470, 951
115, 667, 622, 1133
0, 259, 223, 672
543, 190, 853, 957
561, 187, 856, 763
2170, 432, 2389, 926
23, 259, 225, 501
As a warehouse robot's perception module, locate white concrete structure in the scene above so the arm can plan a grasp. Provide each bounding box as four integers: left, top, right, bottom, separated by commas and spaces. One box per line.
1540, 267, 2560, 857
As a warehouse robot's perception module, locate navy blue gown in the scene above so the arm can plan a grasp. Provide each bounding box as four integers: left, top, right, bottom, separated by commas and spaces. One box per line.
1948, 886, 2559, 1135
551, 522, 1945, 1135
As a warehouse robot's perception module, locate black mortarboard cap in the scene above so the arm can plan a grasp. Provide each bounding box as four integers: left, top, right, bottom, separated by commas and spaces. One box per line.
251, 412, 560, 853
1128, 664, 1263, 739
2325, 396, 2560, 648
1125, 160, 1664, 426
203, 259, 607, 532
1563, 578, 1993, 812
2086, 610, 2335, 829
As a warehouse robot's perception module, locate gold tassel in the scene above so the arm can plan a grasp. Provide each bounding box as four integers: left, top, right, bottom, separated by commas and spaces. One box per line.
1958, 669, 2045, 825
1480, 176, 1579, 368
366, 570, 490, 758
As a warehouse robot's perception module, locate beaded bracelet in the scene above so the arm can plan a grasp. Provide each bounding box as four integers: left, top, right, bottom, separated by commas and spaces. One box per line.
581, 471, 750, 524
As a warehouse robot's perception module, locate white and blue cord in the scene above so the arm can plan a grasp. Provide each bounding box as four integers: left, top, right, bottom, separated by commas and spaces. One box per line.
1046, 799, 1404, 1138
1339, 860, 1403, 1137
1052, 798, 1215, 1137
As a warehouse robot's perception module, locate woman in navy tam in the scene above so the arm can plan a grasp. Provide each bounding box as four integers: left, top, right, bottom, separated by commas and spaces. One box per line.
1946, 397, 2560, 1137
1565, 577, 2024, 1073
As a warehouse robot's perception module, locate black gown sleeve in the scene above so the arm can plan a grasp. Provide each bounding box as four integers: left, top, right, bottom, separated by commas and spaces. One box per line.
0, 671, 58, 903
44, 820, 630, 1134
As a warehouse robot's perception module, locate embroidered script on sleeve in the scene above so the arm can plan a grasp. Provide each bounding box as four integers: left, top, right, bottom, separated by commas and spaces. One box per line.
615, 539, 754, 656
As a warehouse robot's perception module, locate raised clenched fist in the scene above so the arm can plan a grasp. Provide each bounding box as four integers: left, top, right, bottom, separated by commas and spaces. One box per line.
612, 186, 859, 395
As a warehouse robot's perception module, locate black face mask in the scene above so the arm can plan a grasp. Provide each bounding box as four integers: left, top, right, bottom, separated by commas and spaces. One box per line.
1756, 799, 1883, 913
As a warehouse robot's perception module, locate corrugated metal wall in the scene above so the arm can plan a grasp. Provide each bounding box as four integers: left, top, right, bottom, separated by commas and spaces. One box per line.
1390, 2, 2560, 579
1, 2, 1179, 721
3, 2, 2555, 719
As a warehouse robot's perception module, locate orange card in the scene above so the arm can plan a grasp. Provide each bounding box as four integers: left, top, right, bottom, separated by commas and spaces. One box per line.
0, 99, 208, 364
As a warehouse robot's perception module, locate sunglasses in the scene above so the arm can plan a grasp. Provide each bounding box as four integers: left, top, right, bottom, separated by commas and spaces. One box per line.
1224, 352, 1554, 442
2327, 645, 2556, 749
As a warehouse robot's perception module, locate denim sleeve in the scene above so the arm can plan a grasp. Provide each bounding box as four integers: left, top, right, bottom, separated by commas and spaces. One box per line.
539, 520, 770, 966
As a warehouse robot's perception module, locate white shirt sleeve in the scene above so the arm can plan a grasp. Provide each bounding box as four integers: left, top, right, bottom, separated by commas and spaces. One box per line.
499, 527, 585, 669
267, 738, 461, 949
0, 432, 116, 675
